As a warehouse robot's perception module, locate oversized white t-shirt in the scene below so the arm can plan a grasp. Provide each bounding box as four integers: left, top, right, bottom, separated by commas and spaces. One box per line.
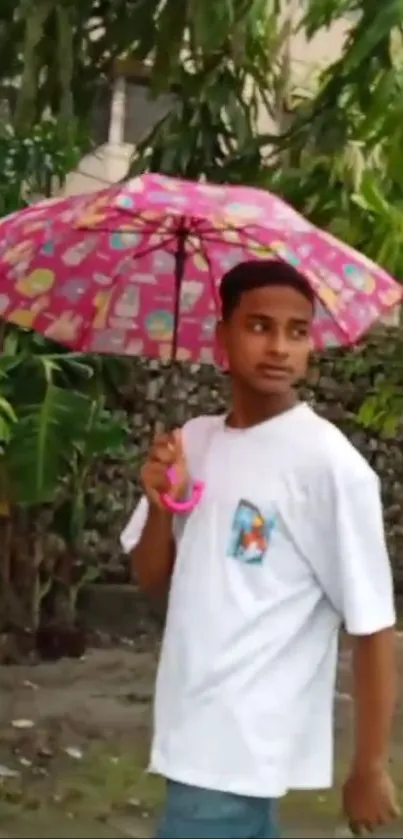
120, 404, 395, 798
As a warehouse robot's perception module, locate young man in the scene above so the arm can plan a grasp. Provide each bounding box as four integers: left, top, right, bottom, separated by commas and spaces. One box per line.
121, 259, 398, 839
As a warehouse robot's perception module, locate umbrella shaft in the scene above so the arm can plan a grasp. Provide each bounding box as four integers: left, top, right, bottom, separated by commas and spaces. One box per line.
172, 226, 186, 362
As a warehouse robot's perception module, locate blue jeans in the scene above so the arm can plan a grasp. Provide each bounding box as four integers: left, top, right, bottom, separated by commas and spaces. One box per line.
155, 780, 279, 838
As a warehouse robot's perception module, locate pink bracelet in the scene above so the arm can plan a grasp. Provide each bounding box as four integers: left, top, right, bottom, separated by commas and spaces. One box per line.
161, 467, 204, 513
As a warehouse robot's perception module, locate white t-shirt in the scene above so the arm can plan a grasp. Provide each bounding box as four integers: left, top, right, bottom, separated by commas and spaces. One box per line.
120, 404, 395, 798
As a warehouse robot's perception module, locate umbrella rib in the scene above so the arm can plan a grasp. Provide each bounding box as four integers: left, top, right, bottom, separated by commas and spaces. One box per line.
199, 239, 220, 311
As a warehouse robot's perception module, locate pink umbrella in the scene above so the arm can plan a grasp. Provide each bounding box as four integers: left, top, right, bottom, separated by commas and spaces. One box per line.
0, 173, 400, 364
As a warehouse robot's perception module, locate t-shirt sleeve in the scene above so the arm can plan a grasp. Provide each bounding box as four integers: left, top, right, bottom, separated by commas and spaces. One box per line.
120, 495, 149, 554
318, 470, 396, 635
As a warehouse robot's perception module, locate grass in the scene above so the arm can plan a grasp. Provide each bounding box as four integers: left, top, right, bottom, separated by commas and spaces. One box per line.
0, 742, 162, 837
0, 743, 374, 831
1, 738, 403, 837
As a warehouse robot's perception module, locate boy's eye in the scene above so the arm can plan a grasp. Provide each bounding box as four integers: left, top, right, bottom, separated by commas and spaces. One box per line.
290, 326, 308, 339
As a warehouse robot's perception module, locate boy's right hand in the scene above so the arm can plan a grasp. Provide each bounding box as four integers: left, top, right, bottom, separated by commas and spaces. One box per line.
140, 429, 189, 510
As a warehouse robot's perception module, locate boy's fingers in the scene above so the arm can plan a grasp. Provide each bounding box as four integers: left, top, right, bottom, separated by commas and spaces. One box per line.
150, 433, 176, 464
171, 428, 185, 459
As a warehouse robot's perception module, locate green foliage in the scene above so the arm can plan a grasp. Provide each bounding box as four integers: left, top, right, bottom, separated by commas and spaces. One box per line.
0, 110, 128, 642
353, 338, 403, 438
0, 326, 129, 634
263, 0, 403, 278
2, 0, 280, 135
130, 0, 285, 182
253, 0, 403, 438
127, 0, 282, 94
1, 0, 151, 131
356, 386, 403, 438
130, 62, 270, 182
0, 119, 87, 215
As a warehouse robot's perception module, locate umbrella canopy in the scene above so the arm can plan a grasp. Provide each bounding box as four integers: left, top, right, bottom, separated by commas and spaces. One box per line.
0, 174, 400, 363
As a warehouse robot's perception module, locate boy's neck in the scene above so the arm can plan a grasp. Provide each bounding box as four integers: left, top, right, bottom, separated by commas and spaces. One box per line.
227, 387, 298, 430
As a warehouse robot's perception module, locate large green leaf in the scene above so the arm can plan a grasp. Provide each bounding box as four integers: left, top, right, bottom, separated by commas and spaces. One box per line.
51, 402, 128, 546
79, 407, 127, 460
6, 384, 92, 505
151, 0, 188, 93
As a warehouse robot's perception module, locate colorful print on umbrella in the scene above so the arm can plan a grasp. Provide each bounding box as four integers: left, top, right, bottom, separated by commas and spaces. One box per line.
0, 174, 400, 363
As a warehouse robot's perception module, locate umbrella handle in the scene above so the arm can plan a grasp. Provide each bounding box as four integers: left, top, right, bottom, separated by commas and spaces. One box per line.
160, 467, 204, 513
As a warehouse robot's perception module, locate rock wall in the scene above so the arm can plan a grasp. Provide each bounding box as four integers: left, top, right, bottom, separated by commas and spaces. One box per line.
89, 329, 403, 590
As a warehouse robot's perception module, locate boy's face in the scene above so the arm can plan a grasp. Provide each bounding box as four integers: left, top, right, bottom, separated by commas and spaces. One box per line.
216, 285, 312, 396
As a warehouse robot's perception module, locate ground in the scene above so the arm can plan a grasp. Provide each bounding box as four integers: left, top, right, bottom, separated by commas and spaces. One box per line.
0, 634, 402, 838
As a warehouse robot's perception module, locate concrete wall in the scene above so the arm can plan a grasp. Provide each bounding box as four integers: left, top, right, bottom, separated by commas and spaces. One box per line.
64, 76, 174, 195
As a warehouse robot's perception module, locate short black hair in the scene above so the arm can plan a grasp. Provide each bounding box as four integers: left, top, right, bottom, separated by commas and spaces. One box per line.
219, 259, 315, 321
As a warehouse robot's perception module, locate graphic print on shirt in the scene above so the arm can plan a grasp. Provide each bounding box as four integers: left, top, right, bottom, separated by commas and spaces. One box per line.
227, 499, 276, 564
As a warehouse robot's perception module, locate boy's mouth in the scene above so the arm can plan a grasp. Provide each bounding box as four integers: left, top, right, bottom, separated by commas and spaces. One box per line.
256, 364, 291, 379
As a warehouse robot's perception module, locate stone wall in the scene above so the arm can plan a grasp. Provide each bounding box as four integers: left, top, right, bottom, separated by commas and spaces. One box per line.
89, 329, 403, 590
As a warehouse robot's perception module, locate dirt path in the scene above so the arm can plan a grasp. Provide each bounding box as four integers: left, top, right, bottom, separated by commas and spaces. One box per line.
0, 637, 402, 837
